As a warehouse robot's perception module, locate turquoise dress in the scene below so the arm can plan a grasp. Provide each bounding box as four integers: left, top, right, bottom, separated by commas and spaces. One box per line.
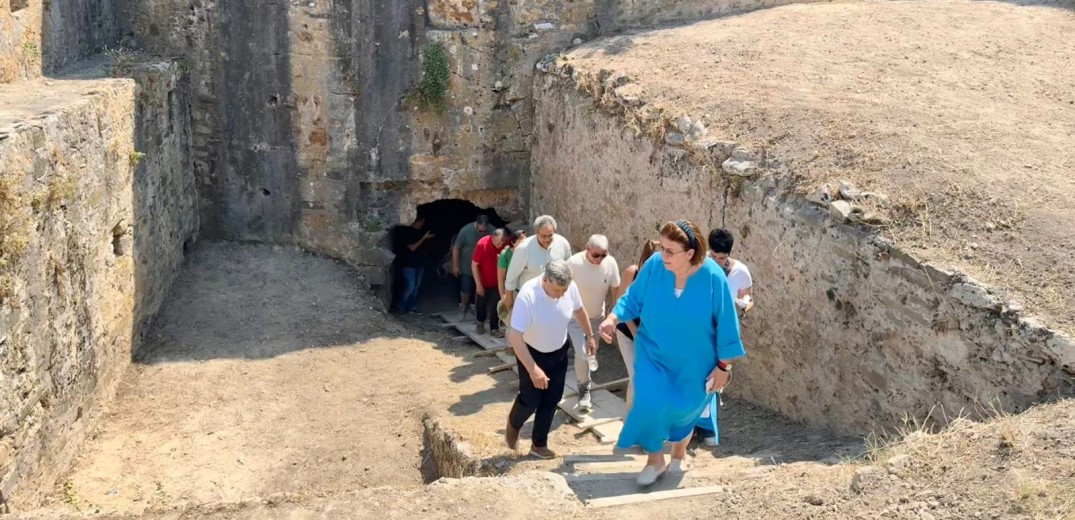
612, 255, 744, 452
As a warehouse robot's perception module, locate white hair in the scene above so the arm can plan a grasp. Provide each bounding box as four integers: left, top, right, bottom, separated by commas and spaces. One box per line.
533, 215, 557, 232
586, 234, 609, 251
543, 259, 572, 287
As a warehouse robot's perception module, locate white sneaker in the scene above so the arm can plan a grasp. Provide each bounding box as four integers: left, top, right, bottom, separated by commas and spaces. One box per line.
577, 383, 592, 412
702, 436, 718, 447
636, 464, 667, 486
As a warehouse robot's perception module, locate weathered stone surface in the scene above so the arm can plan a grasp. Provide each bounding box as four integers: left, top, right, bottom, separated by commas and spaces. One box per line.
828, 200, 852, 221
838, 180, 858, 200
949, 282, 998, 310
0, 59, 196, 509
665, 131, 686, 145
850, 467, 881, 493
806, 184, 833, 206
1045, 333, 1075, 368
429, 0, 479, 28
0, 0, 118, 83
530, 70, 1073, 435
117, 0, 587, 286
723, 157, 758, 177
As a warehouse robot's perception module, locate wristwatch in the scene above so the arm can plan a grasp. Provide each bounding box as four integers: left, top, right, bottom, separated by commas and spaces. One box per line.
583, 333, 594, 340
717, 360, 732, 372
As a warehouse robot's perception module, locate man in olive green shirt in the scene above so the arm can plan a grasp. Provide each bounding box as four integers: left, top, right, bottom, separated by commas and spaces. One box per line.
452, 215, 491, 320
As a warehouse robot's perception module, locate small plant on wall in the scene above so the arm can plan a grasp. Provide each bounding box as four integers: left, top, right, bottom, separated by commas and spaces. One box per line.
415, 42, 450, 113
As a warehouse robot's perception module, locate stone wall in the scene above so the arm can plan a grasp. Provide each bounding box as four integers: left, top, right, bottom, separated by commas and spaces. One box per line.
529, 68, 1075, 434
112, 0, 810, 286
0, 58, 197, 510
0, 0, 118, 83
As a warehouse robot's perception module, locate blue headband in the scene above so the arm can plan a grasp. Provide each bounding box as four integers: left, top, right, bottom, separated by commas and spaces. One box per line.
675, 220, 697, 251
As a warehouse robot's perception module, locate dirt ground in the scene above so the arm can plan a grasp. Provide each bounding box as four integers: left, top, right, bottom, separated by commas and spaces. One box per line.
37, 241, 606, 514
561, 0, 1075, 333
6, 241, 1072, 519
32, 242, 845, 516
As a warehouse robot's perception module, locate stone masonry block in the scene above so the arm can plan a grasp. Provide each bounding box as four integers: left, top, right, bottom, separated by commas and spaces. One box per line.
429, 0, 479, 28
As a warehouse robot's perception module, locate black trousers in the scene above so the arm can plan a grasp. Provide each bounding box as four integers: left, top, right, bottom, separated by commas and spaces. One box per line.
475, 288, 501, 330
509, 338, 570, 448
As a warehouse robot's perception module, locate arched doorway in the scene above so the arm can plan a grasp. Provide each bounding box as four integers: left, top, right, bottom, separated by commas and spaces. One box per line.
389, 199, 509, 314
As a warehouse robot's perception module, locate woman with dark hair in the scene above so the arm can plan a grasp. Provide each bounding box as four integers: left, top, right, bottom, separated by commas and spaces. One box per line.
613, 239, 662, 411
599, 220, 744, 486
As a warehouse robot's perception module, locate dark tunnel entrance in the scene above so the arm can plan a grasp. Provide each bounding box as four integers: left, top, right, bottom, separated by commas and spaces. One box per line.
388, 199, 509, 314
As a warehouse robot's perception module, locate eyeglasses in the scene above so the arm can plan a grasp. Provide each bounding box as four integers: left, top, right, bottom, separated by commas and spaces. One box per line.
659, 246, 687, 257
589, 251, 608, 260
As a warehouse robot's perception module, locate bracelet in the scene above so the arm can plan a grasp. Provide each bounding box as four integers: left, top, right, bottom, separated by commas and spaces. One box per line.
717, 360, 732, 372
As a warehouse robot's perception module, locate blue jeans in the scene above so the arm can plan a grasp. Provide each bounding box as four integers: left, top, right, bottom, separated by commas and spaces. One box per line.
459, 273, 476, 305
401, 267, 424, 311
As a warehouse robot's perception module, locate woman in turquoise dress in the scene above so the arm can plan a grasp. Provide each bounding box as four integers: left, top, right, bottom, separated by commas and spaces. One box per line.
599, 220, 744, 486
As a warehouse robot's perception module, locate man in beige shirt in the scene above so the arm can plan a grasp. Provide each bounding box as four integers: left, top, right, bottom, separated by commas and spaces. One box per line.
565, 234, 620, 412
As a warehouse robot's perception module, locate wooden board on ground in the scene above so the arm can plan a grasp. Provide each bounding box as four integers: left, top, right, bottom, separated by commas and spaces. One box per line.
563, 377, 629, 399
572, 460, 645, 473
493, 350, 518, 375
558, 370, 627, 444
564, 453, 645, 463
586, 486, 725, 509
594, 421, 623, 444
440, 315, 506, 351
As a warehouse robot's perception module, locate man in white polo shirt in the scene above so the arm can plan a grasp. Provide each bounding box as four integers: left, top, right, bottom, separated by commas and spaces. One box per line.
502, 215, 572, 311
566, 234, 620, 412
504, 259, 596, 460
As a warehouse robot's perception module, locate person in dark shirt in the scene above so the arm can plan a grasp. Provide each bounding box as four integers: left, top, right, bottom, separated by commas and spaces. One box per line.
398, 216, 434, 314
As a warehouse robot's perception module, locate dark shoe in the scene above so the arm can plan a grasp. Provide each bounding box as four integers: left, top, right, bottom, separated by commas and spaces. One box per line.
476, 322, 486, 334
491, 329, 504, 338
529, 446, 557, 459
505, 419, 520, 450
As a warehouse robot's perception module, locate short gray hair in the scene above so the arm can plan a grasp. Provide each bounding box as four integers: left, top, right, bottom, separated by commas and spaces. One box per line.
543, 259, 572, 287
533, 215, 557, 232
586, 234, 609, 251
492, 228, 507, 239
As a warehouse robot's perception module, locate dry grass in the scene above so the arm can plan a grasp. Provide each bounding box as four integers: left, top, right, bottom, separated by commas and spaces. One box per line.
560, 0, 1075, 330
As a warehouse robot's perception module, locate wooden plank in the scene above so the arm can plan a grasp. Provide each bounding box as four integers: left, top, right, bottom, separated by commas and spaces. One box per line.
576, 416, 623, 430
488, 363, 514, 374
594, 421, 623, 444
563, 377, 630, 399
440, 315, 508, 351
473, 347, 511, 358
565, 473, 635, 483
567, 445, 645, 456
586, 486, 725, 509
559, 389, 622, 424
564, 453, 645, 463
573, 460, 642, 472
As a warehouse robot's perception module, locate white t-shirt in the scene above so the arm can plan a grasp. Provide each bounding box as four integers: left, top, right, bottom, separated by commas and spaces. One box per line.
510, 276, 584, 353
504, 234, 573, 292
726, 260, 753, 309
566, 251, 620, 318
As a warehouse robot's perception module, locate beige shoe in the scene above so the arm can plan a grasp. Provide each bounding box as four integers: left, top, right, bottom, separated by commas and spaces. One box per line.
637, 464, 668, 486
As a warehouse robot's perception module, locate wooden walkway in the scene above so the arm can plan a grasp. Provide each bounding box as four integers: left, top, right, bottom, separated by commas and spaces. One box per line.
439, 313, 728, 508
439, 314, 627, 443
